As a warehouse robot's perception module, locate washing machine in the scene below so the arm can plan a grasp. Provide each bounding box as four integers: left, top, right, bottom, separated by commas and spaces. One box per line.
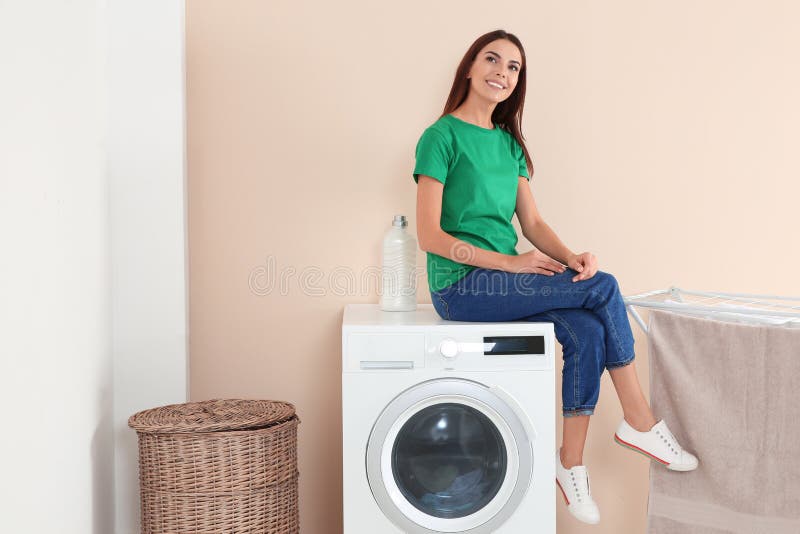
342, 304, 555, 534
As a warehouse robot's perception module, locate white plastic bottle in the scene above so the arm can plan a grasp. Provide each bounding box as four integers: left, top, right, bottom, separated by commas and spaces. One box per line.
380, 215, 417, 311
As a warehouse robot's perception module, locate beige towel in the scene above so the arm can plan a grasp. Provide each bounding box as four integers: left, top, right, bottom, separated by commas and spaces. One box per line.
646, 309, 800, 534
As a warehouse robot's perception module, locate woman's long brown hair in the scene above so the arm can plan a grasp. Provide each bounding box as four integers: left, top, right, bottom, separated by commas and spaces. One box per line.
441, 29, 533, 177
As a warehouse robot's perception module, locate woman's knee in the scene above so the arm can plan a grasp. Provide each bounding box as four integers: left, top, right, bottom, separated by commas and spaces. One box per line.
585, 271, 624, 307
591, 270, 618, 289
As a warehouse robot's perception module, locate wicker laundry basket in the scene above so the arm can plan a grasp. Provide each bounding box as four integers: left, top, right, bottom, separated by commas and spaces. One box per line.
128, 399, 299, 534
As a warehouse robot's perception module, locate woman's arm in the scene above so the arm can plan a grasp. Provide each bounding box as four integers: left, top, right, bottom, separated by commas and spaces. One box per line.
514, 177, 575, 265
515, 177, 599, 281
416, 175, 563, 275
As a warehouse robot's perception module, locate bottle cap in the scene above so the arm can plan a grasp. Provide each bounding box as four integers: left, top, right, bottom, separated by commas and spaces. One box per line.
392, 215, 407, 228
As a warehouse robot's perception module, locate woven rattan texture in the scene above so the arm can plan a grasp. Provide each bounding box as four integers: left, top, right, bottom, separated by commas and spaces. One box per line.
128, 398, 295, 433
130, 400, 299, 534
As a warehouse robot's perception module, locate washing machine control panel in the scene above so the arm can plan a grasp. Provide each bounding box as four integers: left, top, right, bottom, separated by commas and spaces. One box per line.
342, 305, 555, 372
426, 327, 553, 371
437, 335, 546, 359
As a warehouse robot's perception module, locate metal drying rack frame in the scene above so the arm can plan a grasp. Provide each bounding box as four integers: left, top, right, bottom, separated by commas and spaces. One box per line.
623, 287, 800, 334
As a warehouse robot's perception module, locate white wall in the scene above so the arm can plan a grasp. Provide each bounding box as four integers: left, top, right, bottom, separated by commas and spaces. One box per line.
107, 1, 188, 532
0, 2, 114, 532
0, 2, 186, 533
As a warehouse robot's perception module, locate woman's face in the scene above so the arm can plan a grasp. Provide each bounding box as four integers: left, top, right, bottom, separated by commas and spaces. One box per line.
466, 39, 523, 103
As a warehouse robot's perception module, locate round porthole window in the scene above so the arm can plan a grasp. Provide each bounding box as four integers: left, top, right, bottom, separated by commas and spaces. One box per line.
366, 379, 534, 533
391, 402, 507, 519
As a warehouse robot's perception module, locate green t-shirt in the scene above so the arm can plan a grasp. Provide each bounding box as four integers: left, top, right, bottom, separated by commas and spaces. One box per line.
413, 114, 530, 292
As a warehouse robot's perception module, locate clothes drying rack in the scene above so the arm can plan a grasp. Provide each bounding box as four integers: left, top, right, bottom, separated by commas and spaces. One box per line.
623, 287, 800, 334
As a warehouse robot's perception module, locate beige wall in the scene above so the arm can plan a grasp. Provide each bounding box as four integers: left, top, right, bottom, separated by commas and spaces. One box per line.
186, 1, 800, 532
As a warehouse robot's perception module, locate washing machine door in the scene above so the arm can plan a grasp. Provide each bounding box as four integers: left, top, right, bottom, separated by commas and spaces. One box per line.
366, 378, 534, 534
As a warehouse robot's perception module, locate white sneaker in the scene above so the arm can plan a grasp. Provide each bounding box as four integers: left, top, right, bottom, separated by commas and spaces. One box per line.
614, 419, 699, 471
555, 449, 600, 524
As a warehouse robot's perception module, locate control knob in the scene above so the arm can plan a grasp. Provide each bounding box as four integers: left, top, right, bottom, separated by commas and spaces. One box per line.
439, 338, 459, 359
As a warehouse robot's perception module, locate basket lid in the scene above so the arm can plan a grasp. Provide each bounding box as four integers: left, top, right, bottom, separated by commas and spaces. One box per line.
128, 398, 296, 433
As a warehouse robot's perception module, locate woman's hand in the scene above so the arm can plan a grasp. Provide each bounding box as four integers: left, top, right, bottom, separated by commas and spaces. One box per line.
506, 250, 566, 276
567, 252, 598, 282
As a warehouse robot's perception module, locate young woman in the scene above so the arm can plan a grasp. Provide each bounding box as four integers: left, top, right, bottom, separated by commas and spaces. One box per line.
413, 29, 698, 525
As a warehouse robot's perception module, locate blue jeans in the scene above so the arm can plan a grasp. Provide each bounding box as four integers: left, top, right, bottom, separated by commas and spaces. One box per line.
430, 268, 635, 417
